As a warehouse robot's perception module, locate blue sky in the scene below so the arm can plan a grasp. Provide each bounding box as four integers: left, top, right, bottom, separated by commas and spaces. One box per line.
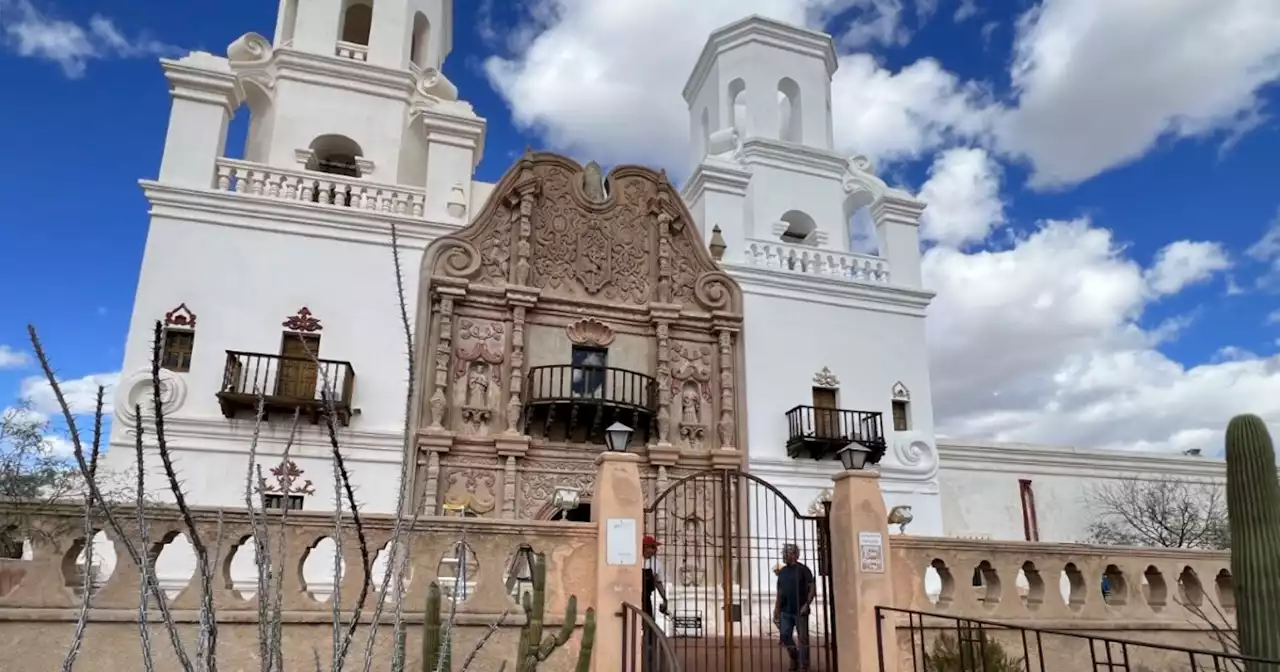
2, 0, 1280, 454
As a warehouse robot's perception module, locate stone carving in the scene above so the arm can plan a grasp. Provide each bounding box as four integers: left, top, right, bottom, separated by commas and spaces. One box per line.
427, 293, 457, 430
519, 460, 596, 519
892, 381, 910, 401
262, 460, 316, 496
813, 366, 840, 389
163, 303, 196, 328
452, 319, 506, 435
715, 330, 736, 448
441, 468, 498, 516
671, 341, 712, 451
565, 318, 615, 347
283, 306, 322, 332
582, 161, 607, 202
655, 322, 673, 444
478, 201, 513, 284
577, 220, 612, 293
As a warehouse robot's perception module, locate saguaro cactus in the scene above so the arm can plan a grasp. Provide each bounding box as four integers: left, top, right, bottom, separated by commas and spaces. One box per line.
421, 581, 452, 672
1225, 414, 1280, 666
515, 552, 596, 672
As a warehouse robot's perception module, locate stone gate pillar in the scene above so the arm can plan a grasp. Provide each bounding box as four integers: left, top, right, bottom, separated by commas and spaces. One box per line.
591, 452, 644, 671
829, 469, 897, 672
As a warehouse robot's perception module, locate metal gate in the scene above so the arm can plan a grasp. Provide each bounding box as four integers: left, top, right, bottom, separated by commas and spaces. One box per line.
644, 469, 837, 672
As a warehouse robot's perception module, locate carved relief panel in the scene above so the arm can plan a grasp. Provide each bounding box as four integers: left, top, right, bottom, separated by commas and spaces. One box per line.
438, 455, 502, 517
670, 340, 713, 452
451, 318, 507, 436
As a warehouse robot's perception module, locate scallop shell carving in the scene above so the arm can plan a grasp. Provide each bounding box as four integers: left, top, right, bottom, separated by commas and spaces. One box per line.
565, 318, 616, 347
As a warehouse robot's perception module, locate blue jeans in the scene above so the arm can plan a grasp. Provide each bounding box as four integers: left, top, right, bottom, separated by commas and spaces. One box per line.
779, 612, 811, 670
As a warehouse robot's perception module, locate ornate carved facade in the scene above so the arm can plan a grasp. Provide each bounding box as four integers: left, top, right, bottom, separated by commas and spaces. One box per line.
405, 152, 746, 520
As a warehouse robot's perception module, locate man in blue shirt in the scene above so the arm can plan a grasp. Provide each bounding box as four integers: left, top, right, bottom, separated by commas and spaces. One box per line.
773, 543, 816, 672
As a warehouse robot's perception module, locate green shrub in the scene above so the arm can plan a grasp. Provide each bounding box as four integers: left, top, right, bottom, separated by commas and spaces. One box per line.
924, 630, 1026, 672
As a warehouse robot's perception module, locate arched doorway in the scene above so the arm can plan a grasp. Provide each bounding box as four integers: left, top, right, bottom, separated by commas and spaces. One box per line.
644, 469, 837, 672
550, 503, 592, 522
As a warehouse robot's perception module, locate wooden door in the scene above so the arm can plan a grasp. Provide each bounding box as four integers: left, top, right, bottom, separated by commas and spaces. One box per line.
277, 334, 321, 399
812, 387, 839, 439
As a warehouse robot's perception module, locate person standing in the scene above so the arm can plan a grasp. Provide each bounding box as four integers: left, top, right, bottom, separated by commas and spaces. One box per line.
641, 536, 668, 671
774, 543, 815, 672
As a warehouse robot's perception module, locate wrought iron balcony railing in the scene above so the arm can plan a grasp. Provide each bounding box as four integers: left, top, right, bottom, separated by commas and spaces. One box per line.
216, 350, 356, 425
784, 405, 886, 462
524, 365, 658, 445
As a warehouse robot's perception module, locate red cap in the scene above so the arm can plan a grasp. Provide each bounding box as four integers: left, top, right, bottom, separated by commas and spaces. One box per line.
643, 535, 661, 547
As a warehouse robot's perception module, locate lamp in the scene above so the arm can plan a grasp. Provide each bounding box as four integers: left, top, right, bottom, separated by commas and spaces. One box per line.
552, 487, 581, 512
605, 422, 634, 452
838, 442, 871, 471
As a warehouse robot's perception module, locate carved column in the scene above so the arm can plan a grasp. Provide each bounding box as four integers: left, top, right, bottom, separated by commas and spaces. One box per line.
424, 451, 441, 514
428, 286, 465, 430
655, 320, 674, 446
509, 159, 540, 287
715, 327, 737, 450
502, 455, 518, 519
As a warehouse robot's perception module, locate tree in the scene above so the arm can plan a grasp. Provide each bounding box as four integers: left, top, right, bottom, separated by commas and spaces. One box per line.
1083, 475, 1229, 550
0, 401, 83, 557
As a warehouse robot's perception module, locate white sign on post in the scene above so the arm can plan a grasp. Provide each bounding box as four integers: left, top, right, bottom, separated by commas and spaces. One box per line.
858, 531, 885, 574
606, 518, 638, 566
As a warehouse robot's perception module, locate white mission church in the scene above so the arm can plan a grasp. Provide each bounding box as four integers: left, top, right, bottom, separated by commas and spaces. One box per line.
96, 0, 1227, 590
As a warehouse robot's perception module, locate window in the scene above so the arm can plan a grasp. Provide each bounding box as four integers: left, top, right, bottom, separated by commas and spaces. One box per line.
571, 346, 607, 398
161, 329, 195, 373
278, 334, 321, 400
264, 494, 305, 510
891, 400, 910, 431
812, 387, 839, 439
339, 1, 373, 46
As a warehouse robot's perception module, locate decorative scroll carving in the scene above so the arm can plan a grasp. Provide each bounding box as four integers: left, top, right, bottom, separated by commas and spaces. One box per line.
671, 341, 712, 452
519, 460, 595, 519
892, 381, 910, 401
282, 306, 322, 332
715, 330, 736, 448
262, 460, 316, 496
164, 303, 196, 328
813, 366, 840, 389
441, 467, 498, 516
565, 318, 615, 347
452, 319, 506, 436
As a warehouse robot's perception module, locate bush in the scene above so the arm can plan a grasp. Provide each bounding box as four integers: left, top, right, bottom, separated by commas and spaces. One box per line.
924, 630, 1026, 672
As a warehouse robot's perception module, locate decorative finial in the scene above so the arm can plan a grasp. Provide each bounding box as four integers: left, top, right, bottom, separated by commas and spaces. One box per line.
709, 225, 727, 261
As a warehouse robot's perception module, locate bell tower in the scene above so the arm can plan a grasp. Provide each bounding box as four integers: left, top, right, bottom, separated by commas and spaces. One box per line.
272, 0, 452, 72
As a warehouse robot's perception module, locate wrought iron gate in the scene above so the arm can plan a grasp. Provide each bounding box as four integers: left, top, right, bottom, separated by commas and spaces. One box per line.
644, 469, 837, 672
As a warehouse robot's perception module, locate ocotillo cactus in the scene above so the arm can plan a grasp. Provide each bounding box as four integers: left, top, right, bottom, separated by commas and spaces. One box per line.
421, 581, 452, 672
1225, 414, 1280, 666
514, 552, 597, 672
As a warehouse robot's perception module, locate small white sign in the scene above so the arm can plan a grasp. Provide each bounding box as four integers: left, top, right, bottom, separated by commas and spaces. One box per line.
858, 531, 885, 574
606, 518, 638, 566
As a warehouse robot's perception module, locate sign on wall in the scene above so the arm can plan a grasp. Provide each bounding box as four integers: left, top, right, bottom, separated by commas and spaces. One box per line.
606, 518, 638, 566
858, 531, 885, 574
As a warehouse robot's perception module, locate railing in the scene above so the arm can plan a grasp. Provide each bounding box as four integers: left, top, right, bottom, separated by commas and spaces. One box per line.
334, 40, 368, 61
785, 405, 886, 461
620, 602, 683, 672
217, 350, 356, 423
214, 158, 425, 217
742, 239, 890, 284
526, 365, 658, 413
879, 606, 1277, 672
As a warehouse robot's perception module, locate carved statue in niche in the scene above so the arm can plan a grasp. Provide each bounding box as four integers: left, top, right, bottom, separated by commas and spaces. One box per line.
478, 202, 514, 284
582, 161, 607, 202
442, 469, 498, 516
671, 342, 713, 451
452, 319, 505, 435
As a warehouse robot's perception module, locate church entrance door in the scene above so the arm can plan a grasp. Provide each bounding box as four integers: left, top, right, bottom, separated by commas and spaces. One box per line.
644, 469, 838, 672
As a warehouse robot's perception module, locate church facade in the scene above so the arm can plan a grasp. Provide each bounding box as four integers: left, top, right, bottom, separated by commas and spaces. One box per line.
102, 0, 1228, 578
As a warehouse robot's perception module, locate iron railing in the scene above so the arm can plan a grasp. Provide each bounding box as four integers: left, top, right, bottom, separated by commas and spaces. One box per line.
526, 364, 657, 413
620, 601, 683, 672
879, 606, 1278, 672
785, 405, 886, 462
216, 350, 356, 424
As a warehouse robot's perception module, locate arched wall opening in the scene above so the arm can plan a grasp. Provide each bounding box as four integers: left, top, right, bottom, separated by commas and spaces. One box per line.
777, 77, 802, 143
410, 12, 431, 68
699, 107, 710, 158
309, 134, 364, 177
278, 0, 299, 46
340, 1, 373, 46
779, 210, 818, 245
727, 78, 747, 136
844, 190, 878, 254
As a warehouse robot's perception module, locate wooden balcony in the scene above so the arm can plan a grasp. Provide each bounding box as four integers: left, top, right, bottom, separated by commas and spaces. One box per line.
216, 350, 356, 425
524, 365, 657, 445
784, 405, 887, 462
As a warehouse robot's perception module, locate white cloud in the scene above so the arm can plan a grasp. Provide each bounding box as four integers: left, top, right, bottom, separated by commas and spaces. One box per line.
0, 0, 180, 78
835, 0, 911, 49
0, 345, 28, 369
1144, 240, 1232, 296
996, 0, 1280, 188
917, 147, 1005, 247
19, 372, 119, 419
954, 0, 979, 22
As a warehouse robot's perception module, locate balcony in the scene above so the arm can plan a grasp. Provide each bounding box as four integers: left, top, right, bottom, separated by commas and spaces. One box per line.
524, 365, 657, 445
216, 351, 356, 425
784, 405, 887, 462
741, 239, 890, 285
213, 158, 425, 217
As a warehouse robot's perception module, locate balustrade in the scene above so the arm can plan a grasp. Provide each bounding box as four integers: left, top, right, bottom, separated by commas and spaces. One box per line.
334, 41, 368, 61
213, 158, 425, 217
742, 239, 890, 284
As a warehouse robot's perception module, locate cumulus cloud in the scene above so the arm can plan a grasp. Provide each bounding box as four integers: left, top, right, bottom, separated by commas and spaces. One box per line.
0, 0, 180, 78
0, 345, 28, 369
19, 371, 119, 419
997, 0, 1280, 188
917, 147, 1005, 247
1144, 241, 1232, 296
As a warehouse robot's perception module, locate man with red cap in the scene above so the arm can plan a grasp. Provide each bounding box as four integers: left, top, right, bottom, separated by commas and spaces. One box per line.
641, 535, 668, 618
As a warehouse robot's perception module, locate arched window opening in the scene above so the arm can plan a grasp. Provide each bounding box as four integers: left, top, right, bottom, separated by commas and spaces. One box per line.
550, 503, 592, 522
410, 12, 431, 68
278, 0, 299, 46
845, 189, 878, 255
727, 78, 747, 136
779, 210, 818, 245
777, 77, 802, 143
309, 134, 363, 177
340, 1, 373, 46
698, 107, 710, 158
